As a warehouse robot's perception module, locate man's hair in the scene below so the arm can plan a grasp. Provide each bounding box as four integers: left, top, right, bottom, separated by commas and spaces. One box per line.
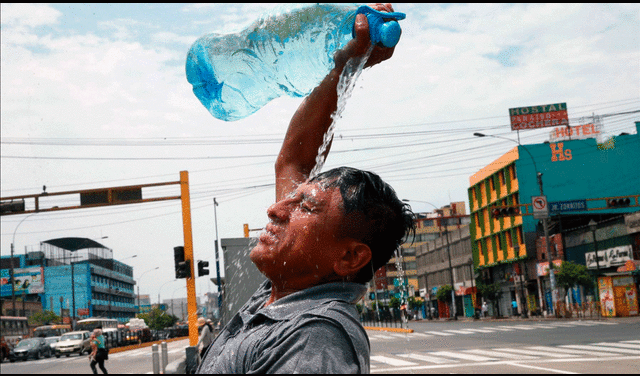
310, 167, 415, 284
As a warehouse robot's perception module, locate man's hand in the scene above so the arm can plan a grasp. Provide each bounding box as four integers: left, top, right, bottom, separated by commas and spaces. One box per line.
334, 3, 397, 72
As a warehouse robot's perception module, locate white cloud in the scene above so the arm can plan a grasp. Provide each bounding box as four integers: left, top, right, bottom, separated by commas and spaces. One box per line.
0, 3, 61, 28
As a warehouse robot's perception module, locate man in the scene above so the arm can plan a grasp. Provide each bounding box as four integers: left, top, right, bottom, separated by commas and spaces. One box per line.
197, 3, 414, 374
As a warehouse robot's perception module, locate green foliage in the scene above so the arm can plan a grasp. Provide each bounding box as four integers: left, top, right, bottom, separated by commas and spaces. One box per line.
137, 307, 178, 330
28, 310, 61, 326
436, 285, 453, 303
476, 281, 502, 303
389, 296, 401, 309
408, 297, 424, 310
556, 261, 593, 297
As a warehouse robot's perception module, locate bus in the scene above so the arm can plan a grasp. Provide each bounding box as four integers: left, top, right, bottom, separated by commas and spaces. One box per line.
1, 316, 30, 361
33, 324, 71, 338
75, 318, 121, 347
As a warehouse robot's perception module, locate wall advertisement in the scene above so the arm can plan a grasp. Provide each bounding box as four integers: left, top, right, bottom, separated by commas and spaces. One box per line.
0, 266, 44, 296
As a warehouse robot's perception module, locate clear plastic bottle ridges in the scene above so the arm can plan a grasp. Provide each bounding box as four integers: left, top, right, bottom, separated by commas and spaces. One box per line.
186, 3, 405, 122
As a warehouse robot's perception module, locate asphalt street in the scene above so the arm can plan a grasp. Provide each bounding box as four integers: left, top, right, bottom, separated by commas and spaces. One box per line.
367, 317, 640, 374
2, 317, 638, 374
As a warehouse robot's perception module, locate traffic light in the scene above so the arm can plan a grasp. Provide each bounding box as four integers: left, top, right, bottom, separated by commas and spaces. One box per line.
491, 206, 520, 218
243, 223, 249, 238
607, 197, 631, 208
174, 246, 191, 279
0, 200, 25, 214
197, 260, 210, 277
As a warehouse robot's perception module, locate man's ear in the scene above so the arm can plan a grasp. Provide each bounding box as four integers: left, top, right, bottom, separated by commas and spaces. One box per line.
334, 240, 372, 277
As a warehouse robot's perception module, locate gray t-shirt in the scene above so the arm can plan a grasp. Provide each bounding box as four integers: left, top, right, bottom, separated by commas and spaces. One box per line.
197, 280, 370, 374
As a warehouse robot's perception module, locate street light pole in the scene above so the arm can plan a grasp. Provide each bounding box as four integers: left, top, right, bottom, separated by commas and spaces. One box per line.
213, 198, 223, 323
137, 266, 160, 314
10, 212, 38, 315
474, 132, 558, 315
588, 220, 601, 307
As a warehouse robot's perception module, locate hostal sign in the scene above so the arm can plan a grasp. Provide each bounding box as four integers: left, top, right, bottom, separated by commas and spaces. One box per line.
509, 103, 569, 131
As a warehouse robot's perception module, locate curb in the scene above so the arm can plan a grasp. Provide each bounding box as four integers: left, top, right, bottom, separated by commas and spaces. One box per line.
108, 336, 189, 354
363, 326, 413, 333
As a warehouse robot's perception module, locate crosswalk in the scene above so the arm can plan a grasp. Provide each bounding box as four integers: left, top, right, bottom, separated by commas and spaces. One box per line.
367, 320, 618, 342
369, 340, 640, 371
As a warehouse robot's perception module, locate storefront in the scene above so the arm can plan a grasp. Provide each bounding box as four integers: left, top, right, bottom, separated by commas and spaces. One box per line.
598, 260, 640, 317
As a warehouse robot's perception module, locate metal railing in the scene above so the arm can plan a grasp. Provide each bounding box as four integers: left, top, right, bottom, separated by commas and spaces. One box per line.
553, 301, 602, 319
359, 309, 409, 329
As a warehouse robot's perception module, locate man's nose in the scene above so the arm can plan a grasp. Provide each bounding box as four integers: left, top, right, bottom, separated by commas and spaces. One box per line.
267, 199, 291, 221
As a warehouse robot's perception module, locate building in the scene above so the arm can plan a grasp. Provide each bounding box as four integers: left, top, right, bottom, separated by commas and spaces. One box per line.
416, 225, 474, 318
1, 237, 137, 324
469, 122, 640, 317
370, 202, 470, 312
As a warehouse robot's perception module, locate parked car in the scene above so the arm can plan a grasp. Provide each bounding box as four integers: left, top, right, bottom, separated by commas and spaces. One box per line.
43, 336, 60, 358
9, 337, 49, 362
54, 331, 91, 357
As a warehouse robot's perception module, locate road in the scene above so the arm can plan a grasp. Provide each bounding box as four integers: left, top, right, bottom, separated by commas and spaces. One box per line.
368, 317, 640, 374
3, 318, 638, 374
0, 338, 189, 374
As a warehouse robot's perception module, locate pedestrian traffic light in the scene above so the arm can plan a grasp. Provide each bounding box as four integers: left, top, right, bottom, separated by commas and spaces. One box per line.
174, 246, 191, 279
491, 206, 520, 218
198, 260, 210, 277
607, 197, 631, 208
0, 200, 25, 214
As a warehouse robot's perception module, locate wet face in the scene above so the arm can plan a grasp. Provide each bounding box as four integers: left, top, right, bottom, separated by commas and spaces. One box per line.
250, 182, 349, 288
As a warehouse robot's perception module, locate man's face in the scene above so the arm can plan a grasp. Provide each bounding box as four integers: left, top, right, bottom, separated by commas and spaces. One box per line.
250, 181, 349, 287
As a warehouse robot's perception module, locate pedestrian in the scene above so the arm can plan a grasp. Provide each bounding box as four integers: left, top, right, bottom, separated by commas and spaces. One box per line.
482, 301, 488, 318
430, 306, 436, 319
90, 328, 108, 374
197, 317, 213, 359
196, 4, 414, 373
512, 299, 518, 316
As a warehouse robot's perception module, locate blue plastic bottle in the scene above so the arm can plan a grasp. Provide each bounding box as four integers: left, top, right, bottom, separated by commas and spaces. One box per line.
185, 4, 405, 122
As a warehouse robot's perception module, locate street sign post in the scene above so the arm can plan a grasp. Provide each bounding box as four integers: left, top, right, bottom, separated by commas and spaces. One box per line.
532, 195, 549, 219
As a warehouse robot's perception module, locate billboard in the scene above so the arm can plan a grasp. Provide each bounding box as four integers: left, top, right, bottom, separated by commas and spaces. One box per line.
549, 123, 601, 142
1, 266, 44, 296
509, 103, 568, 131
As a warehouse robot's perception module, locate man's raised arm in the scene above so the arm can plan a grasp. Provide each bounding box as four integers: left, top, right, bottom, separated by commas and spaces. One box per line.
274, 3, 397, 201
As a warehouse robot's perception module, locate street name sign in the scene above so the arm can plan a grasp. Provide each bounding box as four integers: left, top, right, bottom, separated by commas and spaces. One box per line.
549, 199, 587, 213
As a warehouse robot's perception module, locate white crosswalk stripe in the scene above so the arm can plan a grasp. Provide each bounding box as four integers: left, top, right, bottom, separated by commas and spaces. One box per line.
623, 340, 640, 344
528, 345, 625, 357
493, 347, 580, 358
461, 328, 495, 333
560, 344, 640, 355
410, 332, 432, 337
424, 330, 456, 336
428, 350, 497, 362
482, 326, 513, 331
463, 348, 539, 360
443, 329, 479, 334
593, 342, 640, 350
370, 355, 418, 366
397, 353, 457, 364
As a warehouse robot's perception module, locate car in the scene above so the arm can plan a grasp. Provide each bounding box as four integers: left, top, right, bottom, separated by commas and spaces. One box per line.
43, 336, 60, 358
54, 331, 91, 357
8, 337, 49, 362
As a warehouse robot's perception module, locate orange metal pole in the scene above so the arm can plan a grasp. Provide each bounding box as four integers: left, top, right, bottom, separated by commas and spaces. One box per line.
180, 171, 198, 347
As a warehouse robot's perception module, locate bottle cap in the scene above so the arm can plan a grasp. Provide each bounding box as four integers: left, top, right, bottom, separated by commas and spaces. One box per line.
353, 5, 406, 48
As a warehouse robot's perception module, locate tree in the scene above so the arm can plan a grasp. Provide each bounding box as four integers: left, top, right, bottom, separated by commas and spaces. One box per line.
389, 296, 401, 310
28, 310, 61, 326
476, 281, 502, 318
408, 297, 423, 311
138, 307, 178, 330
556, 261, 593, 301
436, 285, 453, 303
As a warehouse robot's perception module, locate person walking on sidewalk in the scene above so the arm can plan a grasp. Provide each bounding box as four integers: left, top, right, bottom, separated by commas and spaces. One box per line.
90, 328, 108, 374
482, 301, 488, 318
197, 317, 213, 359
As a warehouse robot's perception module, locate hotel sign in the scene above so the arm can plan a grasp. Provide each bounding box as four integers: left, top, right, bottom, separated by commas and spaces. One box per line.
509, 103, 569, 131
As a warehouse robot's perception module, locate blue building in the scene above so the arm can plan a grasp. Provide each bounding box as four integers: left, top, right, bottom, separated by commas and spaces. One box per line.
1, 237, 137, 323
469, 122, 640, 317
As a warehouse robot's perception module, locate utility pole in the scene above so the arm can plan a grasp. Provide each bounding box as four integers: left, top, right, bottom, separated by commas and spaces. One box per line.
213, 198, 223, 324
443, 224, 457, 320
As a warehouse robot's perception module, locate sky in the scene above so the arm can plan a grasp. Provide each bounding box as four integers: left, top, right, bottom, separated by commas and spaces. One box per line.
2, 3, 639, 305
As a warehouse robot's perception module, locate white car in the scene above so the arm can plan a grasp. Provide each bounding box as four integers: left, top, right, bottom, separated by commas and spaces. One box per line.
54, 331, 91, 357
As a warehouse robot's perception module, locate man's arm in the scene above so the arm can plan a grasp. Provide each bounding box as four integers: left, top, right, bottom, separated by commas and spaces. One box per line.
274, 3, 397, 201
